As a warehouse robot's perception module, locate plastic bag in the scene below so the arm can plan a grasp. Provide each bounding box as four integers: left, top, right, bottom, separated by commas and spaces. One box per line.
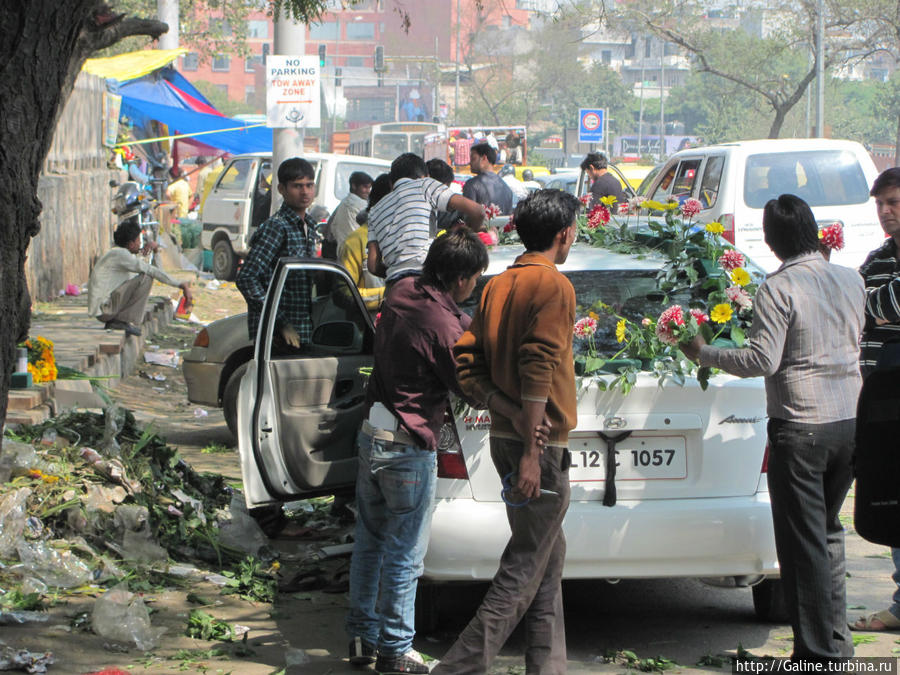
217, 492, 268, 556
16, 540, 92, 588
0, 642, 54, 673
0, 488, 32, 558
91, 582, 165, 651
0, 440, 38, 480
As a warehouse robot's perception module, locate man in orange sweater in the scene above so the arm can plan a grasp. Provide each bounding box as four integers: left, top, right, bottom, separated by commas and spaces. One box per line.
435, 189, 580, 675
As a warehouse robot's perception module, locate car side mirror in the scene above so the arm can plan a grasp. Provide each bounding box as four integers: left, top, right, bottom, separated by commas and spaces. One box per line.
312, 320, 362, 352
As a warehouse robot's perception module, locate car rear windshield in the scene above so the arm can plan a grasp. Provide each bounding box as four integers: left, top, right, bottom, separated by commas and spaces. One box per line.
743, 150, 870, 209
462, 269, 693, 357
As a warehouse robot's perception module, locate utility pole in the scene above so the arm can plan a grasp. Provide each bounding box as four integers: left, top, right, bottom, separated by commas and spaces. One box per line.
659, 39, 665, 162
272, 14, 307, 213
157, 0, 179, 49
454, 0, 461, 123
815, 0, 825, 137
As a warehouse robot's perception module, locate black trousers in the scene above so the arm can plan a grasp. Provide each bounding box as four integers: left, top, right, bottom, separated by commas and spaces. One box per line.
767, 417, 855, 661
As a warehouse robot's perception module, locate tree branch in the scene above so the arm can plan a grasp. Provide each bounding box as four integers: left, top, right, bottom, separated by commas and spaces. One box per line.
80, 16, 168, 54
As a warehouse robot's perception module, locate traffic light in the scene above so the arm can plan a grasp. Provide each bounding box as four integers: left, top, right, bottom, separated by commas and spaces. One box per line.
335, 67, 342, 87
374, 45, 384, 72
318, 44, 326, 67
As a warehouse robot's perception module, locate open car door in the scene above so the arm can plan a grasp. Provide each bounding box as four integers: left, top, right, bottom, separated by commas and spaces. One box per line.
237, 257, 375, 509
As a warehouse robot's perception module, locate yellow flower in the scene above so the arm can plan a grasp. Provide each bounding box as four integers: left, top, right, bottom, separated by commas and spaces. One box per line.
615, 319, 626, 343
710, 303, 734, 324
599, 195, 617, 207
664, 200, 680, 211
28, 469, 44, 479
729, 267, 751, 287
705, 222, 724, 235
41, 474, 60, 484
588, 311, 599, 321
642, 200, 667, 212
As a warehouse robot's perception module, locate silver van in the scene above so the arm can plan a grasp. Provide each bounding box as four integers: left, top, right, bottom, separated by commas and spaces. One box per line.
200, 152, 390, 279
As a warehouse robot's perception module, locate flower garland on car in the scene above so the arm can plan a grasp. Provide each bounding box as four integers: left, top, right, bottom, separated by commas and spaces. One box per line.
572, 195, 760, 392
19, 336, 58, 383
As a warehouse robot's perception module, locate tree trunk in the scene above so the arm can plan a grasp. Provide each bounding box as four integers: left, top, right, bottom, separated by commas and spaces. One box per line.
768, 107, 787, 139
0, 2, 165, 437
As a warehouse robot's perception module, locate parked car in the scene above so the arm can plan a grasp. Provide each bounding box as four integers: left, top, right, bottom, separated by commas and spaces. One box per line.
200, 152, 391, 280
233, 245, 782, 622
588, 139, 882, 272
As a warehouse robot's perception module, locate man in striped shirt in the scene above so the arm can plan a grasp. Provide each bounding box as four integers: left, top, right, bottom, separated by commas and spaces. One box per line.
851, 168, 900, 632
366, 153, 484, 285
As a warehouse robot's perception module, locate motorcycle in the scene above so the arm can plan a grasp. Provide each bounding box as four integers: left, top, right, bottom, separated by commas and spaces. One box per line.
110, 179, 160, 266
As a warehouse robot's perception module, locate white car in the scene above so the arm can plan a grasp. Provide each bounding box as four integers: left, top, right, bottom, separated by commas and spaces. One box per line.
579, 138, 883, 272
200, 152, 391, 280
236, 245, 781, 622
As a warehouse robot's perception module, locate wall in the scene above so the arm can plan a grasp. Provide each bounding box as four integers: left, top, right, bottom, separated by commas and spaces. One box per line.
27, 72, 118, 301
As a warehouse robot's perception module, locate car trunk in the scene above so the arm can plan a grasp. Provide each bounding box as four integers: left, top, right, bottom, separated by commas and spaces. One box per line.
459, 372, 767, 503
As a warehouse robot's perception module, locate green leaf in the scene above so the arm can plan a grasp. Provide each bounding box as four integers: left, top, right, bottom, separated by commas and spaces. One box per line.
731, 325, 746, 346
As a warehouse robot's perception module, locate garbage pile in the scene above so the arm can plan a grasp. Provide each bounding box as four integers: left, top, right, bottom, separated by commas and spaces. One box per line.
0, 407, 281, 659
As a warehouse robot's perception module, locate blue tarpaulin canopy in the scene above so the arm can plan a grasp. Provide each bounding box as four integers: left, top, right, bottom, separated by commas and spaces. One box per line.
87, 50, 271, 155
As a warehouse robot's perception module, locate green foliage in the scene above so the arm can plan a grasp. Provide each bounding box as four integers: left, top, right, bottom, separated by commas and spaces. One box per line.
201, 442, 232, 454
221, 556, 277, 603
186, 609, 236, 641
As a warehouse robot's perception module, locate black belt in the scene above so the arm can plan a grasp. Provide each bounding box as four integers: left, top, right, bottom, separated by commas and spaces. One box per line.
598, 431, 632, 507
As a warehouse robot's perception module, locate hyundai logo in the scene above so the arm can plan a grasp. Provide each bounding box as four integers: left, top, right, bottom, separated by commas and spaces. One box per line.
604, 417, 627, 429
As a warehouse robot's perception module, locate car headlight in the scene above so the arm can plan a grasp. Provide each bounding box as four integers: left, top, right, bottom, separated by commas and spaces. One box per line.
193, 328, 210, 348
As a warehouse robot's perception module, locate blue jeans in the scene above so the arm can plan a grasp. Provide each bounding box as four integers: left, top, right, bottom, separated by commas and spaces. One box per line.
345, 431, 437, 656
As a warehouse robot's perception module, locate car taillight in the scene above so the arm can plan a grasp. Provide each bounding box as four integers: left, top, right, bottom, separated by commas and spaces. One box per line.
721, 213, 735, 244
761, 443, 770, 473
437, 450, 468, 479
193, 328, 210, 348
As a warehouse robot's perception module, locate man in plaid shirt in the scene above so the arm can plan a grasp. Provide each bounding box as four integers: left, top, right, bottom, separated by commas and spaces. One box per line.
236, 158, 318, 346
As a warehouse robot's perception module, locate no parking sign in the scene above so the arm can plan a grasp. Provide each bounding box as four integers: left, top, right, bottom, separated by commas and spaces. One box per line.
579, 108, 605, 144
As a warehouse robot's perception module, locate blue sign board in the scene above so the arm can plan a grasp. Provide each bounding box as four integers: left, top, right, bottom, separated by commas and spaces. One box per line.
579, 108, 605, 144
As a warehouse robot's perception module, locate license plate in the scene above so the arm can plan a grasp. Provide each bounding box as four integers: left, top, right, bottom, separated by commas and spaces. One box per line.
568, 436, 687, 481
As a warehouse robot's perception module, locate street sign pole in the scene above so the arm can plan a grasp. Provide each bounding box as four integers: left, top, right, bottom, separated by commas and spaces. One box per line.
578, 108, 605, 153
271, 16, 306, 214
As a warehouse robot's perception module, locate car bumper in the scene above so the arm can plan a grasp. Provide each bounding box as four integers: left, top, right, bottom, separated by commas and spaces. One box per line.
424, 494, 778, 581
182, 359, 224, 407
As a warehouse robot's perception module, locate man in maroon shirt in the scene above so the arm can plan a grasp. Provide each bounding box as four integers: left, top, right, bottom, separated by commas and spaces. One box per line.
345, 230, 488, 674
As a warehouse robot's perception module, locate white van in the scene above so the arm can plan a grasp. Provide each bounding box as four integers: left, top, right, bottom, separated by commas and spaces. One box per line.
607, 139, 883, 272
200, 152, 390, 280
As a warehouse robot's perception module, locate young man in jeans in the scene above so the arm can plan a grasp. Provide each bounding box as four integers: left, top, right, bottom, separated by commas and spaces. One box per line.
346, 230, 489, 674
434, 190, 581, 675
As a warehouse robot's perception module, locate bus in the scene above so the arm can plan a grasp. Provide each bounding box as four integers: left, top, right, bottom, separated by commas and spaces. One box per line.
347, 122, 443, 161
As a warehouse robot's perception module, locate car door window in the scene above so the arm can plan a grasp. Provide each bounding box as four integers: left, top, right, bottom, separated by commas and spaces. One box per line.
670, 159, 702, 203
334, 161, 386, 201
650, 164, 677, 202
698, 156, 724, 209
216, 158, 255, 193
743, 150, 870, 208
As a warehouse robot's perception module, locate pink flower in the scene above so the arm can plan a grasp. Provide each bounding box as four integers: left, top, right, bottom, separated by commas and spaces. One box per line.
819, 222, 845, 251
503, 217, 516, 233
718, 249, 745, 272
655, 305, 685, 346
689, 308, 709, 325
681, 198, 702, 219
477, 230, 499, 246
587, 204, 610, 229
484, 203, 501, 220
641, 317, 652, 327
618, 202, 629, 214
725, 285, 753, 311
574, 317, 598, 338
579, 194, 591, 206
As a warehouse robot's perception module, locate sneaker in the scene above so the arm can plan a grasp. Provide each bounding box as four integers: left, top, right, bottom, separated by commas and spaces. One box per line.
348, 637, 376, 667
104, 320, 142, 337
375, 649, 430, 674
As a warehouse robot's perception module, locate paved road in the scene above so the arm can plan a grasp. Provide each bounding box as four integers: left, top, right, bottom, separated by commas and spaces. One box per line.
108, 324, 899, 674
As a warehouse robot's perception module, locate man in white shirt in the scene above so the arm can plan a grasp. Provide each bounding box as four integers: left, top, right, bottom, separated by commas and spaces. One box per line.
88, 221, 192, 336
322, 171, 373, 259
